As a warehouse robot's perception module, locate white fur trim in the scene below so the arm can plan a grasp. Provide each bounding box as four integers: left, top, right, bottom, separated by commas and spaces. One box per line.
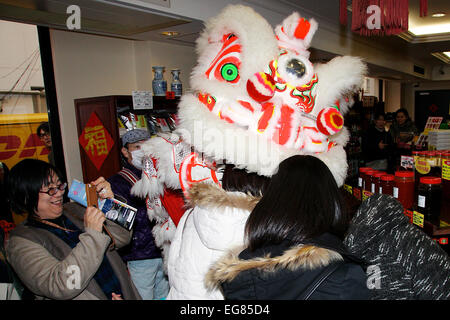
330, 126, 350, 146
152, 218, 176, 274
314, 56, 367, 111
314, 145, 348, 187
147, 202, 169, 224
140, 133, 185, 190
131, 172, 164, 199
275, 12, 318, 54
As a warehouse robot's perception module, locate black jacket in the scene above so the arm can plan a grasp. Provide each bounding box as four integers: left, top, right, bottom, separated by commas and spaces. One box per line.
206, 233, 369, 300
362, 125, 392, 162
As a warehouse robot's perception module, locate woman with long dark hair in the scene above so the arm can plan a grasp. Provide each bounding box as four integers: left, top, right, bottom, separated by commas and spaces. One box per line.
389, 108, 419, 147
206, 155, 369, 299
388, 108, 420, 169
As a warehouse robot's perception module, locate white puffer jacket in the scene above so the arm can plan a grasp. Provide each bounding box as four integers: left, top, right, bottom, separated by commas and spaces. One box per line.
166, 182, 260, 300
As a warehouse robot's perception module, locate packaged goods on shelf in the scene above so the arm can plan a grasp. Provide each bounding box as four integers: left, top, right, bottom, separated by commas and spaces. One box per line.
428, 130, 450, 150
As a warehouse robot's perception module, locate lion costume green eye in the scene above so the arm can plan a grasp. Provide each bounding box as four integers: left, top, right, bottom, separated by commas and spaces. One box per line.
221, 63, 239, 82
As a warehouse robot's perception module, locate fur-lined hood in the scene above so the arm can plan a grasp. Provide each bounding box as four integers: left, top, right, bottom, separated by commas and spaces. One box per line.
205, 241, 343, 291
186, 182, 260, 212
184, 182, 260, 252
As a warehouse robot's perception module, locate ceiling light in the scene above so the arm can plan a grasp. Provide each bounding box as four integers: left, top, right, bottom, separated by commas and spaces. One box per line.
432, 13, 446, 18
161, 31, 179, 37
409, 24, 450, 36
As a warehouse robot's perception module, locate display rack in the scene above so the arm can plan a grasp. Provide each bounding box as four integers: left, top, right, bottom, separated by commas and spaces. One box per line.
74, 95, 180, 183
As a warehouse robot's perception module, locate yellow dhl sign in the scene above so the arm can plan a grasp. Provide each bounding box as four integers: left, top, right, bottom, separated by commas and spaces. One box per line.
0, 113, 49, 169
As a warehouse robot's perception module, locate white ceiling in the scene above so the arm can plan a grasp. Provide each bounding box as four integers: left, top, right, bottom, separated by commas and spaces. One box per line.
0, 0, 449, 82
0, 0, 203, 44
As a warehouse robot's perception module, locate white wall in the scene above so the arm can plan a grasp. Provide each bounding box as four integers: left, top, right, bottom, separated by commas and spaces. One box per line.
133, 41, 196, 92
50, 30, 197, 182
385, 81, 402, 114
0, 20, 44, 114
431, 65, 450, 81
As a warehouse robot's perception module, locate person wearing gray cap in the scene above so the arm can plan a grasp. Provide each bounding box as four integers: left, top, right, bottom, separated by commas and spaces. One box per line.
106, 129, 168, 300
120, 129, 150, 170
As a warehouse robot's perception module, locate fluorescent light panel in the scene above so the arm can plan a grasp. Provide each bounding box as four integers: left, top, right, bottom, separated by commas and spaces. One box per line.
409, 24, 450, 36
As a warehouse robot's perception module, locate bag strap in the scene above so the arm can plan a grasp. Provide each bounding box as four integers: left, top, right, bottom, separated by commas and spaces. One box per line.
301, 262, 343, 300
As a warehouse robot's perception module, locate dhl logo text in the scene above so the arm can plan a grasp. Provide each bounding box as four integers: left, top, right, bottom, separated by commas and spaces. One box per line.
0, 133, 49, 160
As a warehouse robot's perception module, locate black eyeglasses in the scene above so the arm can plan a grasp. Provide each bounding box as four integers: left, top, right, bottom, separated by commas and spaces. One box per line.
39, 182, 67, 196
38, 132, 50, 138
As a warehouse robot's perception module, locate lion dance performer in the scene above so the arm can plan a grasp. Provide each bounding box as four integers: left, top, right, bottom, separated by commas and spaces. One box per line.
131, 4, 367, 299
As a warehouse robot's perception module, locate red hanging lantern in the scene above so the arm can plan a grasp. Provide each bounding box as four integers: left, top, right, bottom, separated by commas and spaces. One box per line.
345, 0, 410, 36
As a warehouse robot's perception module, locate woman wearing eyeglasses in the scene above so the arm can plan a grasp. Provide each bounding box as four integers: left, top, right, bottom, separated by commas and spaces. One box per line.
4, 159, 141, 300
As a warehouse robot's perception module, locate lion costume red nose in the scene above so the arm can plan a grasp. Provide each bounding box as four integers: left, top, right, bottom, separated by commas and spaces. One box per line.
246, 72, 276, 103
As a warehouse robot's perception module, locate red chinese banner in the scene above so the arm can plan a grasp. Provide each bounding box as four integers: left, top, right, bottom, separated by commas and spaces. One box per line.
340, 0, 420, 36
78, 112, 114, 170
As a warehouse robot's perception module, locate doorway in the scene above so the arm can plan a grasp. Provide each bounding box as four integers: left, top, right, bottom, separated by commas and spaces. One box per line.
0, 21, 66, 178
415, 89, 450, 132
0, 21, 66, 226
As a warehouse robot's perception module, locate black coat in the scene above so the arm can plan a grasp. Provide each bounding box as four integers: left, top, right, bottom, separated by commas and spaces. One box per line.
206, 233, 370, 300
362, 125, 393, 162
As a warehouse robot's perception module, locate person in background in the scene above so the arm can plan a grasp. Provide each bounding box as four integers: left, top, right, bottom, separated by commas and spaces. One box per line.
0, 162, 12, 224
389, 108, 419, 170
0, 161, 17, 300
107, 129, 168, 300
206, 155, 369, 300
362, 112, 393, 172
389, 108, 419, 150
5, 159, 141, 300
37, 122, 55, 166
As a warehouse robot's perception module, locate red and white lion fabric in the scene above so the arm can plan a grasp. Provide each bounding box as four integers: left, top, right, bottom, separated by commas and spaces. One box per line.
177, 5, 366, 186
132, 4, 367, 298
130, 132, 191, 272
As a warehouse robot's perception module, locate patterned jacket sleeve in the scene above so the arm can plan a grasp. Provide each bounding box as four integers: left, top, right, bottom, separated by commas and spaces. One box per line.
344, 194, 450, 300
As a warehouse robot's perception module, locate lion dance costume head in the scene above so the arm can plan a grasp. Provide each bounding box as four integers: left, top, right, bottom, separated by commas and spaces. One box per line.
132, 4, 367, 266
